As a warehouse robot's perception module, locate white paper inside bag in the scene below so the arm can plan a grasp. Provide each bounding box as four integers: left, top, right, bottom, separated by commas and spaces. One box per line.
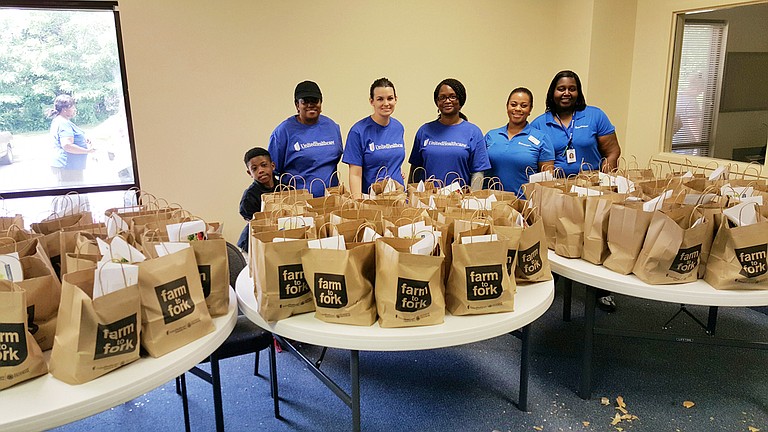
414, 198, 432, 209
397, 221, 427, 238
615, 176, 636, 194
720, 185, 754, 199
691, 216, 706, 228
683, 193, 718, 205
93, 262, 139, 299
642, 190, 673, 212
708, 166, 728, 181
308, 235, 346, 250
272, 237, 300, 243
438, 181, 462, 196
460, 234, 498, 244
681, 171, 694, 179
154, 242, 191, 257
167, 219, 207, 242
528, 170, 554, 183
569, 185, 603, 197
383, 178, 398, 193
598, 171, 615, 187
410, 232, 440, 255
723, 201, 760, 227
516, 213, 527, 228
362, 227, 382, 242
0, 252, 23, 282
97, 237, 146, 263
277, 216, 315, 230
416, 180, 426, 193
329, 214, 343, 225
106, 214, 129, 238
732, 195, 764, 206
461, 194, 497, 210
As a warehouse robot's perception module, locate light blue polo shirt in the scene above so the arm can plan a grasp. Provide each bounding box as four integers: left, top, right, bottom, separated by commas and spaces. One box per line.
409, 119, 491, 185
484, 123, 554, 196
529, 106, 614, 176
342, 116, 405, 193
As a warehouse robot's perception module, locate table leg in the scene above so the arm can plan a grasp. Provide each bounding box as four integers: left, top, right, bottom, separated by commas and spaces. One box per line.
518, 325, 531, 411
562, 277, 573, 322
351, 350, 360, 432
707, 306, 719, 335
580, 285, 596, 399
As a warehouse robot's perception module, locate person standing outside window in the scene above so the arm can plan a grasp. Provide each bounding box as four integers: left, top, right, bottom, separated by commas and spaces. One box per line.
484, 87, 553, 196
47, 94, 96, 185
268, 81, 343, 197
408, 78, 490, 190
343, 78, 405, 198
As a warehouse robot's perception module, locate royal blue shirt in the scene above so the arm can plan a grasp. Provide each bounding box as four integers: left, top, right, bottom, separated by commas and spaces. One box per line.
268, 115, 343, 197
409, 119, 491, 185
342, 116, 405, 193
529, 106, 614, 176
50, 116, 87, 170
484, 123, 554, 196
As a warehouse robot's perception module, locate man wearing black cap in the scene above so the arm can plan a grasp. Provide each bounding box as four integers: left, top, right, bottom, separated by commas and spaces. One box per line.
267, 80, 343, 197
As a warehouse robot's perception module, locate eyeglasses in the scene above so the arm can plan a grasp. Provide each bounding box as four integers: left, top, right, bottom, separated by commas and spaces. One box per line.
437, 95, 458, 102
299, 97, 321, 105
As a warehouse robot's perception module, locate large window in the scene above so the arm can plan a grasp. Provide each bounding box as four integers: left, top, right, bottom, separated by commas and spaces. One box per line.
0, 1, 138, 222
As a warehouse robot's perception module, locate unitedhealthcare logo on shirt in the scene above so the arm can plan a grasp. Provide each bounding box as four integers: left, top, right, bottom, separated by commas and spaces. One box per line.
424, 139, 467, 148
370, 142, 403, 152
293, 140, 336, 151
369, 142, 375, 152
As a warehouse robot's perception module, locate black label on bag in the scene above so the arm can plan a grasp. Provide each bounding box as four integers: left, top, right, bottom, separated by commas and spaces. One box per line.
518, 242, 542, 276
396, 277, 432, 312
198, 264, 211, 298
466, 264, 504, 301
26, 304, 39, 335
506, 249, 517, 275
155, 276, 195, 324
314, 273, 348, 309
668, 244, 702, 275
736, 244, 768, 278
278, 264, 309, 299
94, 314, 138, 360
0, 323, 27, 367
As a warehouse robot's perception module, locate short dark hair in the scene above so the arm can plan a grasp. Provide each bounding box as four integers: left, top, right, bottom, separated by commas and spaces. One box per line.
370, 77, 396, 99
244, 147, 271, 165
507, 87, 534, 106
545, 70, 587, 113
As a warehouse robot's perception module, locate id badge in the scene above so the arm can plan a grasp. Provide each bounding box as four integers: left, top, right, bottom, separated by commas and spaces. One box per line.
566, 148, 577, 164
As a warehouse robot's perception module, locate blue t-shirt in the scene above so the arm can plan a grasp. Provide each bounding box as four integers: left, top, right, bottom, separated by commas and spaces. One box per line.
268, 115, 343, 197
50, 116, 87, 170
529, 106, 615, 176
408, 119, 491, 186
484, 124, 554, 196
342, 116, 405, 193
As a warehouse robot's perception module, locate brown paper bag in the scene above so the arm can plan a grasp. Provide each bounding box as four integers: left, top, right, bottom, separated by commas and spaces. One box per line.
251, 228, 314, 322
17, 256, 61, 350
137, 247, 214, 357
633, 206, 709, 284
0, 214, 24, 231
515, 211, 553, 283
301, 242, 377, 326
704, 215, 768, 289
374, 237, 445, 327
554, 193, 587, 258
582, 194, 627, 264
0, 280, 48, 390
64, 252, 100, 274
603, 202, 654, 275
49, 269, 141, 384
446, 232, 515, 315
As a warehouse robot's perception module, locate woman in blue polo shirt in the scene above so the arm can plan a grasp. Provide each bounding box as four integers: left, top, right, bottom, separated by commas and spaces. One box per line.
530, 70, 621, 312
484, 87, 554, 196
529, 70, 621, 177
408, 78, 490, 190
268, 80, 343, 197
343, 78, 405, 198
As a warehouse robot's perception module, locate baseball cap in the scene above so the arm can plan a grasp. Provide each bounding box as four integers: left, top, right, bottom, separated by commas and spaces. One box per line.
294, 80, 322, 101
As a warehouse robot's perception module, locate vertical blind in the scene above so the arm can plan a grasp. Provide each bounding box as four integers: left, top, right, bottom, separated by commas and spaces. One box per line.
671, 20, 726, 157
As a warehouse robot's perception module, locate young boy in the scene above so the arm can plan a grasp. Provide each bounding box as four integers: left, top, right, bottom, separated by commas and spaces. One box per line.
237, 147, 277, 251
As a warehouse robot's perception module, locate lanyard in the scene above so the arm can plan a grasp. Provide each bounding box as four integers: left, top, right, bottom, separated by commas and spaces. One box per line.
554, 113, 574, 155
